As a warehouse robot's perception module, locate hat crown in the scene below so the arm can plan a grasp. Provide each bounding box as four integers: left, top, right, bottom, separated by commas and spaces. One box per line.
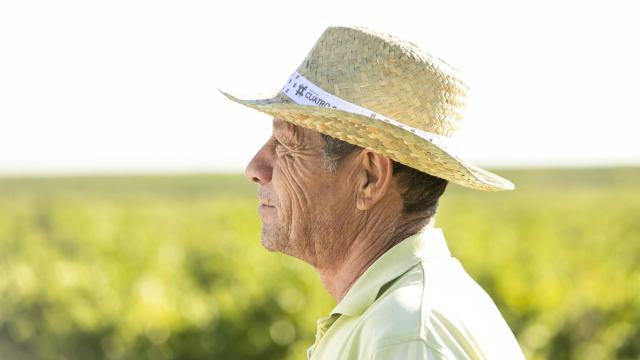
292, 26, 468, 137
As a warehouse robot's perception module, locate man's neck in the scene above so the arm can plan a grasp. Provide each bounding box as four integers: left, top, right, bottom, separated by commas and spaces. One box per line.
316, 218, 435, 303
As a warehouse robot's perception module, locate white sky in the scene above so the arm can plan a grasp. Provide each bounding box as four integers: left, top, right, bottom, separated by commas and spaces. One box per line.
1, 0, 638, 176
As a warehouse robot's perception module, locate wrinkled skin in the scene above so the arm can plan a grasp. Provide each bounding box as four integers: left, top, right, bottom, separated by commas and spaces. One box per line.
245, 117, 410, 300
245, 118, 351, 265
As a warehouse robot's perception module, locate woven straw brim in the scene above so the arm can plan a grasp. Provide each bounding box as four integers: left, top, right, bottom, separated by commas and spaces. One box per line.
220, 89, 515, 192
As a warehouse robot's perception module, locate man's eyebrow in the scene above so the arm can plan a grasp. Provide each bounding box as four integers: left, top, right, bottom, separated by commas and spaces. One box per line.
272, 127, 285, 140
272, 118, 289, 132
272, 119, 297, 140
272, 119, 283, 134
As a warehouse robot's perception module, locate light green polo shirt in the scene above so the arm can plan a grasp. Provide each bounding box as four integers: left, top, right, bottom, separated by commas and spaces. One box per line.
306, 227, 525, 360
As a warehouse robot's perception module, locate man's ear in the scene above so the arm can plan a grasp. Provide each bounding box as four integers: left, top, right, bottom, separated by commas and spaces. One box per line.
355, 150, 394, 211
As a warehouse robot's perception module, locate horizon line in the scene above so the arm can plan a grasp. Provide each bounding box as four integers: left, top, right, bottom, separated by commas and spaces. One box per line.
0, 163, 638, 180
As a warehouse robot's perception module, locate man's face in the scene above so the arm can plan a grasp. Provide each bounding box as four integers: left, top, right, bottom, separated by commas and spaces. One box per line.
244, 118, 357, 266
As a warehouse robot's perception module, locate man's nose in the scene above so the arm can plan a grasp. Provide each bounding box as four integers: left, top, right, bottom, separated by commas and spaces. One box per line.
245, 140, 274, 184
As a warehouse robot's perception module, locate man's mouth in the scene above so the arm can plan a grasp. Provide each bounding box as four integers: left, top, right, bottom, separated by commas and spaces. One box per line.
258, 204, 275, 218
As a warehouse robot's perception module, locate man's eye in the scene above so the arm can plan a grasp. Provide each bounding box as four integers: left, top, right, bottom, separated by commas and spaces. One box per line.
272, 138, 287, 155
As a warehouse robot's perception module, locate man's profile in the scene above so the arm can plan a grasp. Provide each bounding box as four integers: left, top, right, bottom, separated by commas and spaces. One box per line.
220, 25, 525, 359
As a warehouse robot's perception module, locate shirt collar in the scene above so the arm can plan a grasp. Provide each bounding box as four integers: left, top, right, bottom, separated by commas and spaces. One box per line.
330, 227, 451, 317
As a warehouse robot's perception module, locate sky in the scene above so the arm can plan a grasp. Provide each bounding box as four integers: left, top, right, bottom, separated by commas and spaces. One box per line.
0, 0, 638, 176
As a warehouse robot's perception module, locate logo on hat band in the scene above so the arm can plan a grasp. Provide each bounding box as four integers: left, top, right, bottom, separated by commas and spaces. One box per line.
280, 71, 459, 157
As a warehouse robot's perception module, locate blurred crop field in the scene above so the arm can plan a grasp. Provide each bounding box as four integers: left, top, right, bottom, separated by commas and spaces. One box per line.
0, 167, 639, 360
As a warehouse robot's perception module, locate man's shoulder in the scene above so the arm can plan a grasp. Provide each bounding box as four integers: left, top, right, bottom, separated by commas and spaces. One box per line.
358, 258, 465, 339
360, 263, 425, 345
359, 258, 526, 359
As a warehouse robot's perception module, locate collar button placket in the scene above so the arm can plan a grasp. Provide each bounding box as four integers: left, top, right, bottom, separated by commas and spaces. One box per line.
313, 313, 340, 346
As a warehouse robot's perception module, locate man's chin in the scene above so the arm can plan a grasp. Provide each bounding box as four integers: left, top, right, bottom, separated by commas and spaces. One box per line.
260, 229, 286, 253
260, 237, 280, 252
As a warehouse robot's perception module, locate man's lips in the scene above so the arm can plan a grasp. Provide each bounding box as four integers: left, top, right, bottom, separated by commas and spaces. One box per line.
258, 203, 275, 217
259, 197, 275, 207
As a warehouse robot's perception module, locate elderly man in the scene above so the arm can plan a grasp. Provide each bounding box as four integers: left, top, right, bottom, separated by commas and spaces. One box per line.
221, 26, 525, 359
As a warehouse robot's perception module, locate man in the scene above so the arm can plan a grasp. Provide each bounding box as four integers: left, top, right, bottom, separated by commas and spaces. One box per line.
220, 26, 525, 359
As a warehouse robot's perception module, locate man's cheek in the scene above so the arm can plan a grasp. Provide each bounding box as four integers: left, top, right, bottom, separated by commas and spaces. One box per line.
271, 173, 294, 221
276, 161, 313, 213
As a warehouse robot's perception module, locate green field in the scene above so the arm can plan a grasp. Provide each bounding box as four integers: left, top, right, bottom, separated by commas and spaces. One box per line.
1, 167, 639, 360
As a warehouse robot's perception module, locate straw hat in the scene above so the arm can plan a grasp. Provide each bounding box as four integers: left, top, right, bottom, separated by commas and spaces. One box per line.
219, 25, 515, 191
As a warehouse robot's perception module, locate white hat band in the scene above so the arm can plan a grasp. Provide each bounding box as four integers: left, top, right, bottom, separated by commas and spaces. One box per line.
280, 71, 459, 157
